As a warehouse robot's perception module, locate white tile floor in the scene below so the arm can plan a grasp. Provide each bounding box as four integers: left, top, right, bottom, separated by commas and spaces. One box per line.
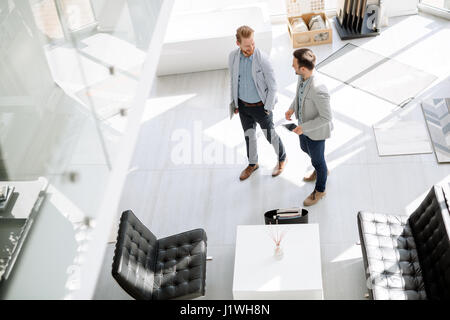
94, 13, 450, 300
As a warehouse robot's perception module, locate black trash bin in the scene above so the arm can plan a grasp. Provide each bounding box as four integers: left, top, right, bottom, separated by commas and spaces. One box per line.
264, 208, 308, 225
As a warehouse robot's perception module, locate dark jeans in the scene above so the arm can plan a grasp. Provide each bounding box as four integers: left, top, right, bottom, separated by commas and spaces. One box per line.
238, 100, 286, 165
299, 134, 327, 192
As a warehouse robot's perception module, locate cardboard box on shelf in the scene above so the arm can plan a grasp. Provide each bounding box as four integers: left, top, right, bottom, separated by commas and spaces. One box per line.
286, 0, 332, 48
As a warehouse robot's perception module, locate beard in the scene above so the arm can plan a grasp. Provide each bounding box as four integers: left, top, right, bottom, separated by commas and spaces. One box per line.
242, 47, 255, 57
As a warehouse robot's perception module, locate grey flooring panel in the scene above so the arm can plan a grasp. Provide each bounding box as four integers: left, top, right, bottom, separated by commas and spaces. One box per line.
317, 43, 437, 106
92, 244, 133, 300
320, 242, 368, 300
373, 118, 433, 156
196, 245, 235, 300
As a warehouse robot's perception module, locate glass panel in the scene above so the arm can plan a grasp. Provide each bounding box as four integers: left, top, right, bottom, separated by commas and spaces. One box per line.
0, 0, 110, 288
43, 0, 164, 166
0, 0, 164, 298
31, 0, 64, 41
60, 0, 96, 32
1, 1, 93, 181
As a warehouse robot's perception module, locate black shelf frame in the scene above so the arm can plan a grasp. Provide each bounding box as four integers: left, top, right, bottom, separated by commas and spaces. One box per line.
334, 16, 379, 40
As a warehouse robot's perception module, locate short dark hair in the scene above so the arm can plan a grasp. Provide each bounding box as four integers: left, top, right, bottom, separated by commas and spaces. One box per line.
293, 48, 316, 70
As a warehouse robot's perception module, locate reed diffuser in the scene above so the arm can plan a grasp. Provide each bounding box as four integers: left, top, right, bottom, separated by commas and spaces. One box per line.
270, 227, 287, 260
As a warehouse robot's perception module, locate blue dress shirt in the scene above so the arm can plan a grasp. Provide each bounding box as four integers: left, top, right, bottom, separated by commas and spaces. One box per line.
238, 51, 261, 103
297, 77, 310, 124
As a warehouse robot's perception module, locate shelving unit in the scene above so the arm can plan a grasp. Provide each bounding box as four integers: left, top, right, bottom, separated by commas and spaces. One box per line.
335, 0, 380, 40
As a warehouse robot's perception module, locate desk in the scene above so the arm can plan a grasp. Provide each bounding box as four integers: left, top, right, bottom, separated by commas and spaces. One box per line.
232, 224, 323, 300
0, 178, 48, 219
0, 177, 48, 281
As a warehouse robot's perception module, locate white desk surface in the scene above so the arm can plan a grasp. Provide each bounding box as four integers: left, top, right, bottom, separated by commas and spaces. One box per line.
232, 224, 323, 300
0, 177, 48, 219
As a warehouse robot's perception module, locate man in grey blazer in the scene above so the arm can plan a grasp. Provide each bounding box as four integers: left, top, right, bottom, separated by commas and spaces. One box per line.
229, 25, 287, 181
285, 48, 333, 206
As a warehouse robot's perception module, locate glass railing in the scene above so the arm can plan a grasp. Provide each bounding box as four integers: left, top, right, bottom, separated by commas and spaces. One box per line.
0, 0, 164, 299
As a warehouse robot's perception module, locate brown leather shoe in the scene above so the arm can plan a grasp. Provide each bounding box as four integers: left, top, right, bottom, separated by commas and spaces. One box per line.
303, 190, 326, 206
303, 169, 330, 182
272, 158, 287, 177
239, 164, 259, 181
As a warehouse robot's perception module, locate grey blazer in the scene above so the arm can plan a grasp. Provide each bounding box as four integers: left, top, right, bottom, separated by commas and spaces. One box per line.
289, 74, 333, 140
228, 48, 278, 115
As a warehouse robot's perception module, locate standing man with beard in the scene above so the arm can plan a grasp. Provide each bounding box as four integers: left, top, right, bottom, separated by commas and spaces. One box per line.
285, 48, 333, 206
229, 26, 287, 181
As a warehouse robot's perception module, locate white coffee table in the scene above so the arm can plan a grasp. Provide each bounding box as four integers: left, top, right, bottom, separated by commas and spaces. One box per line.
232, 224, 323, 300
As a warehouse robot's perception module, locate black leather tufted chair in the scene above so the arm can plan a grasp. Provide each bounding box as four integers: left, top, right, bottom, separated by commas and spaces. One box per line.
112, 210, 207, 300
358, 185, 450, 300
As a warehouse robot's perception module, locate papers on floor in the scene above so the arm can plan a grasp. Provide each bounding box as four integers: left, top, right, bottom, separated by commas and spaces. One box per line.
373, 117, 433, 156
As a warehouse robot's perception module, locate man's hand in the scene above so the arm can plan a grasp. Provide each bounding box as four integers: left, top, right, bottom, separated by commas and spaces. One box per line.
293, 125, 303, 135
234, 108, 239, 114
285, 109, 294, 120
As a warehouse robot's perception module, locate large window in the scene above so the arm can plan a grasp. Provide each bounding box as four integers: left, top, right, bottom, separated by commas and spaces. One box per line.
31, 0, 97, 42
419, 0, 450, 18
421, 0, 450, 11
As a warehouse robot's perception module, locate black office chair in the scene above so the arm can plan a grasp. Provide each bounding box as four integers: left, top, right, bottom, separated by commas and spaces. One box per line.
112, 210, 207, 300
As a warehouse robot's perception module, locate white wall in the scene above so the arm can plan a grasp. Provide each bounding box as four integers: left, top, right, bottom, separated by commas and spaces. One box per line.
384, 0, 419, 17
172, 0, 283, 15
172, 0, 338, 16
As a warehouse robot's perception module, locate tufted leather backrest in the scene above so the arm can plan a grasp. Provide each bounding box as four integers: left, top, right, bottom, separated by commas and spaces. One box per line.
358, 211, 427, 299
152, 229, 207, 300
408, 186, 450, 300
112, 210, 158, 300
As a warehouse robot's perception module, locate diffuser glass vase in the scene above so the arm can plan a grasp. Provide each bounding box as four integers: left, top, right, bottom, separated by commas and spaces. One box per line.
274, 243, 284, 260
